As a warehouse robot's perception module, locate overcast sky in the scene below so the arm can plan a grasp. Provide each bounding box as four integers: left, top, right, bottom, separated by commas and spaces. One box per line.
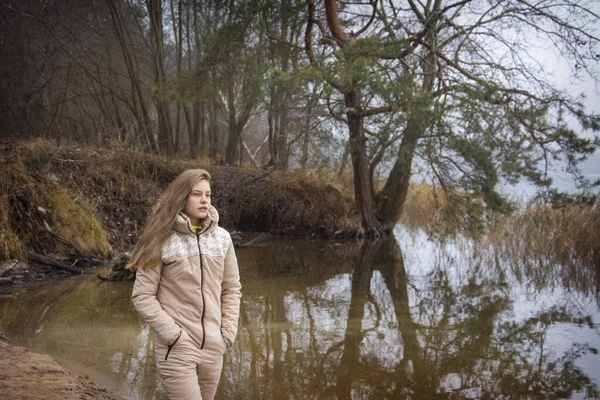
504, 63, 600, 197
500, 7, 600, 198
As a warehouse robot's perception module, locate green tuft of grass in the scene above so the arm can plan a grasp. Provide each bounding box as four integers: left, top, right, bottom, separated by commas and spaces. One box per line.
46, 186, 113, 258
0, 226, 26, 261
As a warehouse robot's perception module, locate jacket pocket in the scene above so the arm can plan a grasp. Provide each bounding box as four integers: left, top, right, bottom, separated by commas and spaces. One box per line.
220, 332, 231, 351
164, 329, 183, 361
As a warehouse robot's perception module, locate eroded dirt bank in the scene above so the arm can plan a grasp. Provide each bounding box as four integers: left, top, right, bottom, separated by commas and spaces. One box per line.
1, 140, 357, 286
0, 334, 119, 400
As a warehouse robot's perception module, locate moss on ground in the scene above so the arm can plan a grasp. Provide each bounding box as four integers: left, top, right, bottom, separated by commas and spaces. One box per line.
45, 186, 112, 258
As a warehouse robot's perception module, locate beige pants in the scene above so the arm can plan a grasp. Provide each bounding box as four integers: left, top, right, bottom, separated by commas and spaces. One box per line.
156, 329, 226, 400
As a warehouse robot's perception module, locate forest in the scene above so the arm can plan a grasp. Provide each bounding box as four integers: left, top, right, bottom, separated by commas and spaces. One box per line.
2, 0, 599, 237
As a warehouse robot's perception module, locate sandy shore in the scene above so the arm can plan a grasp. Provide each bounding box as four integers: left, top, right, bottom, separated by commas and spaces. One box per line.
0, 334, 119, 400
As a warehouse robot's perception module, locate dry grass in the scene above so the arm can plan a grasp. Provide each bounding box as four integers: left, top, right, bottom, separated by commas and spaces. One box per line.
483, 201, 599, 271
399, 181, 448, 229
1, 140, 359, 261
215, 168, 357, 237
0, 219, 26, 261
20, 139, 358, 237
399, 182, 486, 238
0, 150, 36, 261
399, 180, 598, 272
0, 142, 114, 262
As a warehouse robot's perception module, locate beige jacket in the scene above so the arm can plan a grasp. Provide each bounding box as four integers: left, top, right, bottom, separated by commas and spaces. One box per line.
131, 206, 242, 359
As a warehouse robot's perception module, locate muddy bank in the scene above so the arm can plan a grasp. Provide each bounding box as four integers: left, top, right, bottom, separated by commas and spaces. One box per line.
0, 333, 119, 400
1, 139, 357, 287
1, 140, 357, 261
0, 230, 263, 290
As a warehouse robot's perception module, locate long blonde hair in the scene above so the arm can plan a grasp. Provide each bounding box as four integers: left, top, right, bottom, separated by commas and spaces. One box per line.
128, 169, 211, 269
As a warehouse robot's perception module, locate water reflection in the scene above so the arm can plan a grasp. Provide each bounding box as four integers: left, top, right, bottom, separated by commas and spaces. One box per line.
0, 232, 598, 399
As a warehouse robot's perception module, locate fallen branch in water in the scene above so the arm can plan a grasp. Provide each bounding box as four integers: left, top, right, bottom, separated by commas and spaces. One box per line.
97, 268, 135, 282
27, 252, 83, 275
238, 233, 272, 247
42, 220, 105, 267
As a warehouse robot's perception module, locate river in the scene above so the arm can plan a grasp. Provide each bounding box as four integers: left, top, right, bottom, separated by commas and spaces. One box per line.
1, 226, 599, 399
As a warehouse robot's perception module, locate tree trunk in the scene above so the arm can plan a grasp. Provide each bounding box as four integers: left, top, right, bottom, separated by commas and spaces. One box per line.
147, 0, 173, 156
275, 104, 289, 170
156, 100, 173, 155
275, 0, 291, 170
346, 90, 383, 236
225, 82, 239, 165
267, 87, 277, 167
208, 98, 219, 160
196, 101, 204, 156
336, 140, 350, 178
170, 0, 182, 154
183, 103, 196, 158
226, 122, 244, 165
106, 0, 156, 151
375, 25, 437, 230
376, 117, 422, 230
300, 85, 319, 170
300, 103, 313, 170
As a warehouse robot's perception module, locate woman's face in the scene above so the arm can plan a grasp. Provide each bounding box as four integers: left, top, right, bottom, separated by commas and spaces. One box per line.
183, 179, 211, 226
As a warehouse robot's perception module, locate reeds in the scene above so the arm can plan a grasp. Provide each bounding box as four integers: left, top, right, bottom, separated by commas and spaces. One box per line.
484, 201, 599, 271
399, 181, 486, 238
400, 181, 599, 272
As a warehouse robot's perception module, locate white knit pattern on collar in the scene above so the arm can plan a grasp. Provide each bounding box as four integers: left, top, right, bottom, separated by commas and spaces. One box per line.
162, 227, 231, 262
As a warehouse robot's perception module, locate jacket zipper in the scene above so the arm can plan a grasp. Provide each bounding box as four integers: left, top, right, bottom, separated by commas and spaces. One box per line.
164, 329, 182, 361
196, 232, 206, 349
193, 220, 212, 350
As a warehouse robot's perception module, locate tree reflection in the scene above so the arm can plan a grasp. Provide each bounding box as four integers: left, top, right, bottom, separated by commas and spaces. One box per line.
225, 238, 599, 399
334, 240, 376, 399
376, 238, 599, 399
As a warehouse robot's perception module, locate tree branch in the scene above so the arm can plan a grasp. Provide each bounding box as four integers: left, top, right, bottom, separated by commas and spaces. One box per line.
324, 0, 350, 44
354, 0, 379, 37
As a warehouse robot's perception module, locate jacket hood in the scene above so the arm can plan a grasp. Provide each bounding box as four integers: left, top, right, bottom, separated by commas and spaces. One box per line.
173, 205, 219, 235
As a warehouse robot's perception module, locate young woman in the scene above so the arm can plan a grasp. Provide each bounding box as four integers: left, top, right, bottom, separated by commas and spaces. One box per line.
130, 169, 242, 400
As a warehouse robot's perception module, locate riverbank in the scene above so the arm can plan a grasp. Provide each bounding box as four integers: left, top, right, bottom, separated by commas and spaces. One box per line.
2, 139, 599, 290
0, 333, 119, 400
0, 230, 262, 290
1, 140, 357, 259
1, 139, 356, 288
